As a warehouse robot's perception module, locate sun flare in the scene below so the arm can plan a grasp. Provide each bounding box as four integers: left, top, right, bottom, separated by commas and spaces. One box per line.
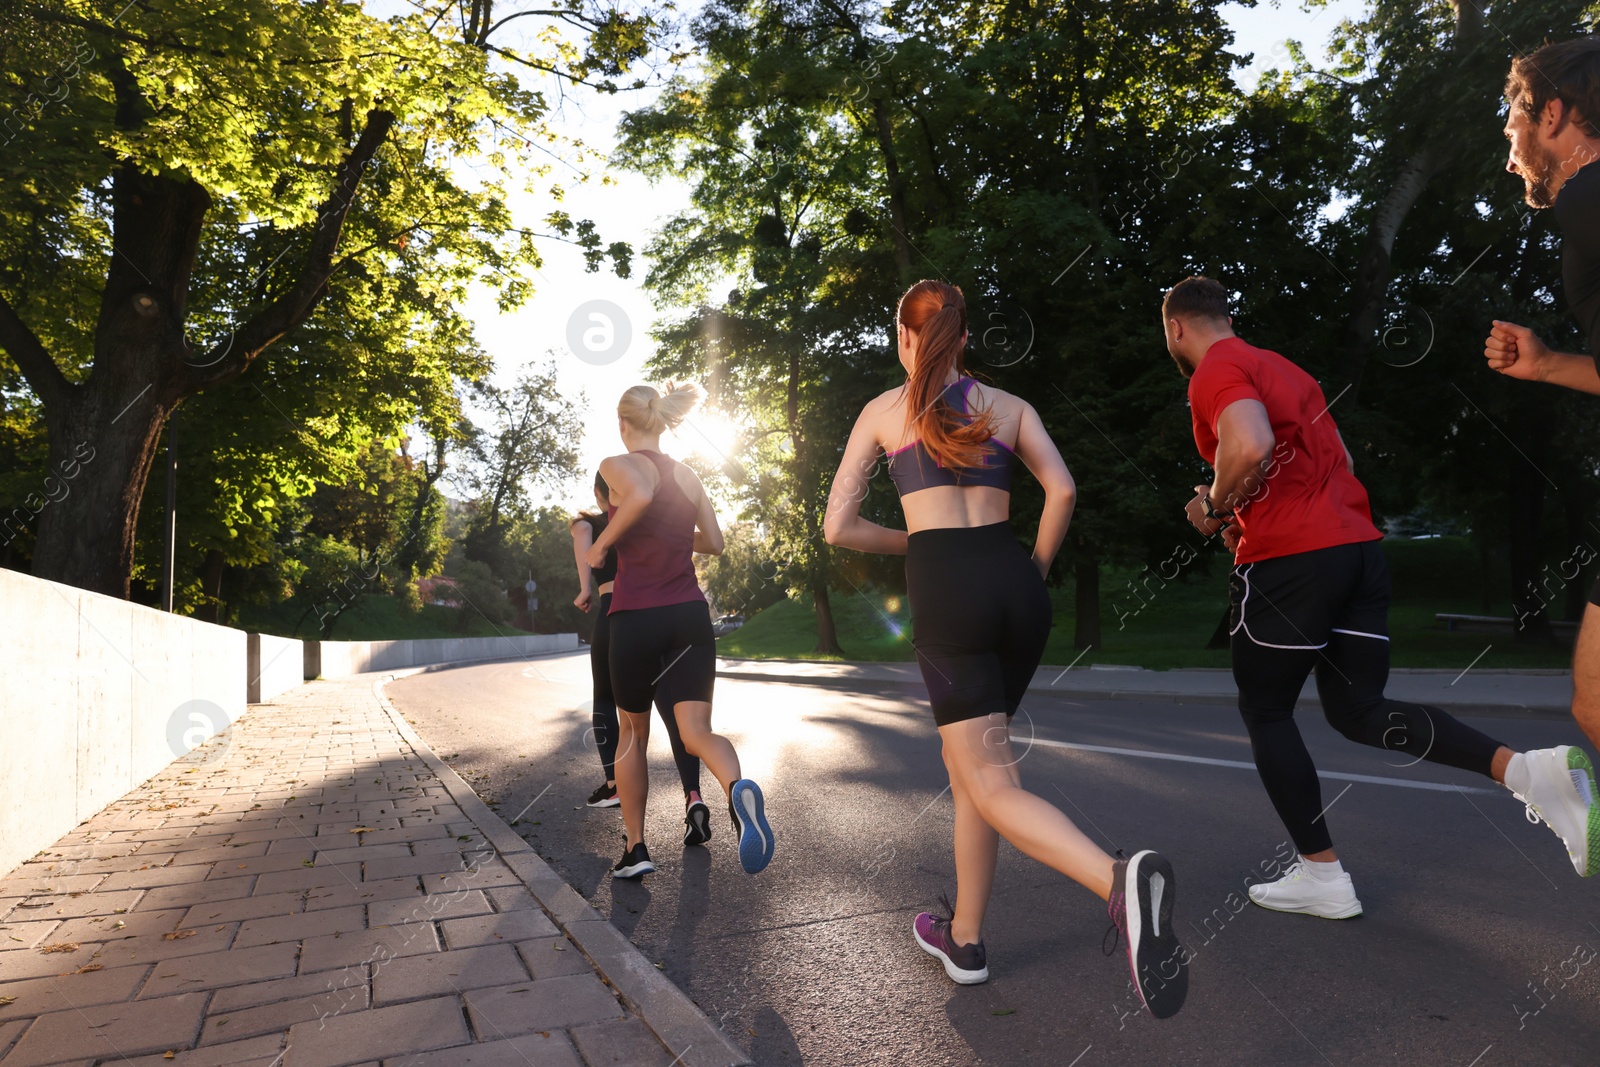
671, 411, 746, 464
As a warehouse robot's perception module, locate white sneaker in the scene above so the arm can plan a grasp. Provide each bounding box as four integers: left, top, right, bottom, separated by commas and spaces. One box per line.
1509, 746, 1598, 878
1247, 859, 1363, 919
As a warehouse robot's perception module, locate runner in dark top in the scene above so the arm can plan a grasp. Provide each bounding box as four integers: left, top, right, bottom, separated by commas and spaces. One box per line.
571, 475, 623, 808
586, 382, 774, 879
1485, 36, 1600, 754
570, 473, 709, 845
1164, 276, 1597, 894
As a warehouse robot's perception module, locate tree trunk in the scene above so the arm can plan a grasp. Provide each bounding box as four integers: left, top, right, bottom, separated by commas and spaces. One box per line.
869, 98, 914, 284
32, 384, 175, 598
195, 548, 226, 623
813, 577, 843, 656
1, 104, 391, 599
391, 437, 447, 586
25, 162, 210, 598
1073, 554, 1101, 650
1479, 536, 1493, 613
1334, 0, 1482, 398
1206, 603, 1232, 650
1335, 143, 1443, 396
1507, 456, 1551, 643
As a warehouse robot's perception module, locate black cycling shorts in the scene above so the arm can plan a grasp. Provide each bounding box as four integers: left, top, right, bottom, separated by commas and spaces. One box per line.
608, 600, 717, 715
906, 521, 1053, 727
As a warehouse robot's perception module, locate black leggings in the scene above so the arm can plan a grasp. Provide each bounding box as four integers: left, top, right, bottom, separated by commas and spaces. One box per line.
590, 593, 702, 796
906, 522, 1053, 726
1230, 542, 1505, 855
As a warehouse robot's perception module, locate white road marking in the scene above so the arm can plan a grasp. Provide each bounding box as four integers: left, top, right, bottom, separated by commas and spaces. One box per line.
1030, 737, 1498, 794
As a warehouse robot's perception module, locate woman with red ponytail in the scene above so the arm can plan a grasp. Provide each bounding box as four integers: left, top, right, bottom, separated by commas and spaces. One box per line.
823, 280, 1189, 1019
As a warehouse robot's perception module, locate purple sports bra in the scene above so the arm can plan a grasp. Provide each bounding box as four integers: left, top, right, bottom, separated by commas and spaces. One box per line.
886, 378, 1015, 497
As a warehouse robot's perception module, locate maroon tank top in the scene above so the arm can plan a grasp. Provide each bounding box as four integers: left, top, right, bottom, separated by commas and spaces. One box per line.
608, 450, 707, 613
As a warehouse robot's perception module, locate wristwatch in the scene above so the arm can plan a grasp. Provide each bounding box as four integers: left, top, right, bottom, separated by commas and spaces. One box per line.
1202, 493, 1234, 524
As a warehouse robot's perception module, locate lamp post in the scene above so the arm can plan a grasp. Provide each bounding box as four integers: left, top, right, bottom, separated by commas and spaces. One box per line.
160, 413, 177, 612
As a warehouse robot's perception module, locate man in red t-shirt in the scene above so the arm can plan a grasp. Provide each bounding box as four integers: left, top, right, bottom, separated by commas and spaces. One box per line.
1162, 276, 1597, 917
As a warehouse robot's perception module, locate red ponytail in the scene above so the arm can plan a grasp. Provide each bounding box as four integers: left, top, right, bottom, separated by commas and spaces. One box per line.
898, 280, 995, 468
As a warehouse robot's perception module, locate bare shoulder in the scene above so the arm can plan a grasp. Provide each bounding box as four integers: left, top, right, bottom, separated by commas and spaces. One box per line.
965, 379, 1028, 414
858, 386, 910, 441
603, 451, 659, 488
965, 380, 1031, 440
864, 385, 908, 417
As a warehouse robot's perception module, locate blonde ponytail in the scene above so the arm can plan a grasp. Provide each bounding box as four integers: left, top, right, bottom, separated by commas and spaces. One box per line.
618, 380, 704, 434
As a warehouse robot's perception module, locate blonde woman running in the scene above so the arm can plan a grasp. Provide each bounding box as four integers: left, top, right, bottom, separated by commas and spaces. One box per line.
586, 382, 775, 878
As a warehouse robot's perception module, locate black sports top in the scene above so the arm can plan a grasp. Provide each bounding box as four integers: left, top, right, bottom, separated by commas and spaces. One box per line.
1556, 159, 1600, 356
577, 513, 617, 586
886, 378, 1016, 496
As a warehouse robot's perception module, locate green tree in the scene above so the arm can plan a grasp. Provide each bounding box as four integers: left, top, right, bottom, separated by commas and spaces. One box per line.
449, 558, 514, 633
500, 505, 594, 636
0, 0, 647, 597
623, 0, 1254, 650
1250, 0, 1600, 638
696, 519, 791, 617
617, 0, 935, 653
455, 361, 584, 574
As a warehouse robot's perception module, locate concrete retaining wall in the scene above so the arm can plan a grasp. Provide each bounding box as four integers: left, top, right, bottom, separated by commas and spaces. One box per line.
305, 632, 578, 678
0, 564, 578, 877
248, 632, 304, 704
0, 568, 246, 877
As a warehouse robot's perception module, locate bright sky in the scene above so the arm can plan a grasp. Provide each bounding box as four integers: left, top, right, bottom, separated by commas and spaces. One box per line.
453, 0, 1368, 513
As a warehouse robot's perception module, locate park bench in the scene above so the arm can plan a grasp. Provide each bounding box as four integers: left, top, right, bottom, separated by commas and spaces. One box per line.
1435, 613, 1580, 637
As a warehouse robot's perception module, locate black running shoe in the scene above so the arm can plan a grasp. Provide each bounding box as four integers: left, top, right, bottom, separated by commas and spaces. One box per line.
684, 799, 712, 846
1105, 850, 1187, 1019
586, 782, 620, 808
611, 842, 655, 879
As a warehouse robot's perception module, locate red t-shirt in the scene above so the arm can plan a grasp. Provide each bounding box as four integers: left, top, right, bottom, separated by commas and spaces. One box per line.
1188, 337, 1382, 564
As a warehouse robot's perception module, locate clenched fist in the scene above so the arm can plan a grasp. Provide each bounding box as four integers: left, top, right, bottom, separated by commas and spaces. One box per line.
1484, 320, 1552, 381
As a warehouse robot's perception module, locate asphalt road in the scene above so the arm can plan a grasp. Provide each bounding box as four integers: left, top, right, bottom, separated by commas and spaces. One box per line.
387, 650, 1600, 1067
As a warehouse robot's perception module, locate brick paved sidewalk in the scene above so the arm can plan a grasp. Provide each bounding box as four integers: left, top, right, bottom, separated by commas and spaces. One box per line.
0, 673, 747, 1067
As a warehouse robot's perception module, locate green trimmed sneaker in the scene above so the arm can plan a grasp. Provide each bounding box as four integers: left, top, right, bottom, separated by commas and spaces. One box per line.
1511, 746, 1598, 878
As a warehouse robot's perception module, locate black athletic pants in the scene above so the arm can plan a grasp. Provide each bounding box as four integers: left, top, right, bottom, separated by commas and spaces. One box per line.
1229, 541, 1506, 855
591, 593, 702, 795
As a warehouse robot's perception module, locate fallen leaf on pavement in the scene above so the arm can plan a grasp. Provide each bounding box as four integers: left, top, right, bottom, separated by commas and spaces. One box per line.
161, 930, 196, 941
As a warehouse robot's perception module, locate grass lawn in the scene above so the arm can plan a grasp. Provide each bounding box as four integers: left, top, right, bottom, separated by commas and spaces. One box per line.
236, 594, 533, 642
718, 536, 1577, 671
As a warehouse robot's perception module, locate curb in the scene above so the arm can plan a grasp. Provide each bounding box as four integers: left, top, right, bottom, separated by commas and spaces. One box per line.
713, 668, 1573, 721
371, 674, 752, 1067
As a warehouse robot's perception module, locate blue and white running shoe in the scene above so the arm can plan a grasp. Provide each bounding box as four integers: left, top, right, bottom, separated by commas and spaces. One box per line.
728, 778, 774, 874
